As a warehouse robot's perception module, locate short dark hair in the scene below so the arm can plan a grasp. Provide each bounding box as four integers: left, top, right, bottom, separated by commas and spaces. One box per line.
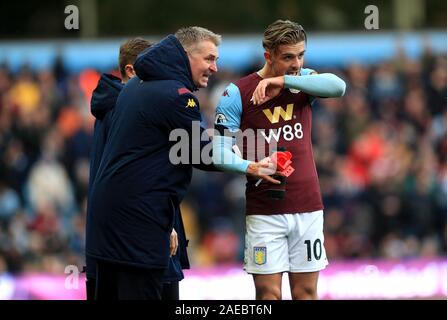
118, 38, 152, 79
262, 20, 307, 53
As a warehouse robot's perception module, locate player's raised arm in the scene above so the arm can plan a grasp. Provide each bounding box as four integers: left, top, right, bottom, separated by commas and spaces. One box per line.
252, 71, 346, 105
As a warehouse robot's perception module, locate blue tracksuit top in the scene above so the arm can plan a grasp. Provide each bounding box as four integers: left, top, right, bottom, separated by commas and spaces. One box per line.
86, 35, 202, 270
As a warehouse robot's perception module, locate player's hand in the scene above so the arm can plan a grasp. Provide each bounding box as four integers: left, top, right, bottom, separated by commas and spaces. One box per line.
251, 76, 285, 105
246, 159, 281, 184
170, 228, 178, 257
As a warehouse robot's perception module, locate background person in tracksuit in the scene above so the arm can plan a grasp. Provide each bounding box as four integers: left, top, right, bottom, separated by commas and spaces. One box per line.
86, 38, 188, 300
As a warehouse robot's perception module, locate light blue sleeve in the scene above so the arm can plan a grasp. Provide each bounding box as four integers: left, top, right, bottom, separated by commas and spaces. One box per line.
300, 68, 316, 76
298, 68, 317, 105
212, 135, 251, 174
214, 83, 242, 132
212, 83, 251, 174
284, 72, 346, 98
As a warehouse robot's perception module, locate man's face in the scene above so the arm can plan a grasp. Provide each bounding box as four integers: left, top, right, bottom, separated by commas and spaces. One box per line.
187, 40, 219, 88
266, 41, 306, 77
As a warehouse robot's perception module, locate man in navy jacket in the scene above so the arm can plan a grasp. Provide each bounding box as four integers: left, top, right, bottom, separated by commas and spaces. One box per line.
86, 27, 273, 299
87, 38, 153, 299
86, 72, 122, 300
87, 37, 197, 300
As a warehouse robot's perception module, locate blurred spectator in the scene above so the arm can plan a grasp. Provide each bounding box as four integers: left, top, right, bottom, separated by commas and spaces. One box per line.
0, 180, 21, 228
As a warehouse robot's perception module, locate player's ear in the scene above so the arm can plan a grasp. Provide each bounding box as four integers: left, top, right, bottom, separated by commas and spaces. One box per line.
264, 51, 272, 65
125, 64, 136, 79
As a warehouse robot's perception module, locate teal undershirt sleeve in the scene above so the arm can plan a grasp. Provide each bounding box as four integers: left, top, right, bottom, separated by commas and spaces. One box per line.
212, 135, 251, 174
284, 73, 346, 97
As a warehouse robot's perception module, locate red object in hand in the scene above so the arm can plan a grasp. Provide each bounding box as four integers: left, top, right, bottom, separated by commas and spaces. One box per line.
271, 151, 295, 177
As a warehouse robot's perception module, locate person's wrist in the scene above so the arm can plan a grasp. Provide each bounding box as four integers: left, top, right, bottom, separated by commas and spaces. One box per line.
246, 162, 255, 174
278, 76, 285, 87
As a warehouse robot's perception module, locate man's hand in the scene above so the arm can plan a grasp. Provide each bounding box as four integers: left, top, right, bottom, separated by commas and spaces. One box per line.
170, 228, 178, 257
246, 158, 281, 184
251, 76, 285, 105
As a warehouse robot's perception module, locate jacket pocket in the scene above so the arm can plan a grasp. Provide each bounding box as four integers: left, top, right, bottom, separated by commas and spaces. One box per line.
136, 194, 176, 233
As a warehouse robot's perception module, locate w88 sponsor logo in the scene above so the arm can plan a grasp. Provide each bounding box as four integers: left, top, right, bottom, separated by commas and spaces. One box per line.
260, 122, 303, 143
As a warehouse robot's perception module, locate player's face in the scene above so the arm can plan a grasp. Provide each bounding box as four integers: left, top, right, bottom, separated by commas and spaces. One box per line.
187, 40, 219, 88
267, 41, 306, 77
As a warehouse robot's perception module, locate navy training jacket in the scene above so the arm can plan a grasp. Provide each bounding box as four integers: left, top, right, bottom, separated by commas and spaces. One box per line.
86, 73, 122, 279
86, 73, 191, 281
86, 35, 207, 270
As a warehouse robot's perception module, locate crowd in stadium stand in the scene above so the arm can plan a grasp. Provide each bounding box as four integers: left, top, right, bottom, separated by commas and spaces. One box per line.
0, 45, 447, 275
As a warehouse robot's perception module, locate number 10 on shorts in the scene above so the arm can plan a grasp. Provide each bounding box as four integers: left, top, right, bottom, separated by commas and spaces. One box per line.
304, 239, 322, 261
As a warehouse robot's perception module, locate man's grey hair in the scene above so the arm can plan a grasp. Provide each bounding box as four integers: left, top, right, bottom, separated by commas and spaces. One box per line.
175, 26, 221, 53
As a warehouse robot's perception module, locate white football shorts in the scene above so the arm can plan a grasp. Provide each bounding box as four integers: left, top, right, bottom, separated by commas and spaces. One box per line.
244, 210, 328, 274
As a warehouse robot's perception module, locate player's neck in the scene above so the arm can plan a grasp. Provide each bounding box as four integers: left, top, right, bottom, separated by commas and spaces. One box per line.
257, 64, 275, 79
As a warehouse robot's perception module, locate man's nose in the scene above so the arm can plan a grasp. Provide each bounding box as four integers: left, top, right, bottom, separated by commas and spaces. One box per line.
292, 57, 302, 68
210, 61, 218, 73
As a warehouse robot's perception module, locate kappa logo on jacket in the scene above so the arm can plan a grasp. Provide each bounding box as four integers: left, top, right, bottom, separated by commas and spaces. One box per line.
185, 99, 197, 108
